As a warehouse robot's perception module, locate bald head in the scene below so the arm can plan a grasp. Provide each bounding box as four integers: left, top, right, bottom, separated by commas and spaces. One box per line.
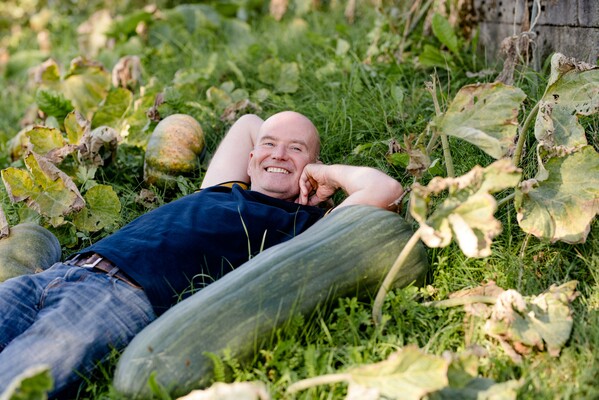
257, 111, 320, 161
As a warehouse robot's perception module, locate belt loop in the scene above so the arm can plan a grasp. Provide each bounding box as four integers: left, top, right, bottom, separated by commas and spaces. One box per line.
66, 253, 82, 265
106, 266, 120, 278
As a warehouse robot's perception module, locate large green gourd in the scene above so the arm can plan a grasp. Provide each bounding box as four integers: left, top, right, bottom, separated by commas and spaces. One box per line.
113, 205, 429, 398
0, 223, 61, 282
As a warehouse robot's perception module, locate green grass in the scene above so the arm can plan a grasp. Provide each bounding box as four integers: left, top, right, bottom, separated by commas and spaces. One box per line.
1, 0, 598, 398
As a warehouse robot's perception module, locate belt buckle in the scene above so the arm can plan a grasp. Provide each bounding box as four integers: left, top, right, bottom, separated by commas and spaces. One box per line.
80, 255, 103, 269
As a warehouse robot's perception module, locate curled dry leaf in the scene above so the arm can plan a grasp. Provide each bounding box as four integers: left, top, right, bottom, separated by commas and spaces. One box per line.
0, 206, 9, 239
410, 158, 521, 258
220, 98, 262, 123
77, 126, 122, 167
483, 281, 579, 362
112, 55, 143, 89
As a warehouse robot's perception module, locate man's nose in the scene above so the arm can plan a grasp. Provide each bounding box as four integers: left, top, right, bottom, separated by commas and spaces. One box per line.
271, 145, 288, 159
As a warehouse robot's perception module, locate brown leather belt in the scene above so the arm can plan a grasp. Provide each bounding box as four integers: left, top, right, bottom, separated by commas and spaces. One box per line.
67, 253, 141, 289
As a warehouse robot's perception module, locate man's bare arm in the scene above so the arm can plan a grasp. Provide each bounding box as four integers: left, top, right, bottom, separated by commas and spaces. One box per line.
200, 114, 264, 189
297, 163, 403, 211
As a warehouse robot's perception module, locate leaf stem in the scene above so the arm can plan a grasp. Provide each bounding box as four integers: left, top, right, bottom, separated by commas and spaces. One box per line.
513, 102, 539, 167
496, 192, 515, 208
372, 227, 423, 325
287, 373, 352, 393
423, 295, 497, 308
426, 75, 454, 177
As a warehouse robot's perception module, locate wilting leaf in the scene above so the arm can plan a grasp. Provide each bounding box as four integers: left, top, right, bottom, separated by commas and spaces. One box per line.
410, 159, 521, 257
1, 153, 85, 221
77, 126, 121, 167
534, 53, 599, 148
434, 83, 526, 159
25, 126, 66, 155
91, 87, 133, 129
176, 382, 270, 400
348, 346, 449, 399
431, 13, 459, 55
484, 281, 578, 362
515, 145, 599, 243
73, 185, 121, 232
1, 364, 53, 400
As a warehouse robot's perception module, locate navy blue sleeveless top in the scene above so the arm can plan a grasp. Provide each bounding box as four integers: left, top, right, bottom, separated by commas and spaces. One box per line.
82, 184, 325, 314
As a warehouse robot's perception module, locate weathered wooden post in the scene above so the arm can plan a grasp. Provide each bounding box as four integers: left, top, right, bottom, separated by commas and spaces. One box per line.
473, 0, 599, 65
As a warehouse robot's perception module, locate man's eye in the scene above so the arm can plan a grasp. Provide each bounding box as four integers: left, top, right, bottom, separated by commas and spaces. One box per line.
263, 142, 274, 147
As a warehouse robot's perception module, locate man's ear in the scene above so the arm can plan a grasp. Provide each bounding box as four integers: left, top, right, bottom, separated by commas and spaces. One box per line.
247, 151, 254, 177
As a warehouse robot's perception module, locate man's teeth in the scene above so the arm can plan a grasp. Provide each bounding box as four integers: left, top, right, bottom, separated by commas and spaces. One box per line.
266, 167, 289, 174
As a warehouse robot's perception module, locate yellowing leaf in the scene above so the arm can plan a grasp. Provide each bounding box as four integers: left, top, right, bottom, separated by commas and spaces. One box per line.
1, 153, 85, 221
64, 110, 91, 144
434, 83, 526, 159
25, 126, 66, 155
349, 346, 449, 399
410, 159, 521, 257
515, 145, 599, 243
177, 382, 270, 400
288, 346, 449, 400
534, 53, 599, 148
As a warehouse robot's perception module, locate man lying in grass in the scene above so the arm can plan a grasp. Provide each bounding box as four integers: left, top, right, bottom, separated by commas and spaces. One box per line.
0, 111, 403, 397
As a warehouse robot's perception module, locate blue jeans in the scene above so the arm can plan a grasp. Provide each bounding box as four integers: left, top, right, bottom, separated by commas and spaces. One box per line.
0, 262, 156, 396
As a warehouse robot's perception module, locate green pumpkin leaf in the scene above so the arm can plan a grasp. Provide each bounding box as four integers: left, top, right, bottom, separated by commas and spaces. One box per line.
73, 184, 121, 232
25, 126, 66, 155
35, 88, 74, 121
258, 59, 299, 94
1, 364, 53, 400
1, 153, 85, 220
515, 145, 599, 243
206, 86, 234, 112
410, 159, 521, 257
434, 83, 526, 159
61, 58, 111, 119
431, 13, 459, 55
419, 44, 454, 70
91, 87, 133, 129
534, 54, 599, 148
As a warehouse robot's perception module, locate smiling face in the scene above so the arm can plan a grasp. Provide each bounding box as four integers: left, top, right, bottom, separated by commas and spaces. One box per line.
247, 111, 320, 201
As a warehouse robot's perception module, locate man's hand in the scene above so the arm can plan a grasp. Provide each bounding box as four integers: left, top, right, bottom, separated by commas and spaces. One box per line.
297, 163, 338, 206
297, 163, 404, 211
